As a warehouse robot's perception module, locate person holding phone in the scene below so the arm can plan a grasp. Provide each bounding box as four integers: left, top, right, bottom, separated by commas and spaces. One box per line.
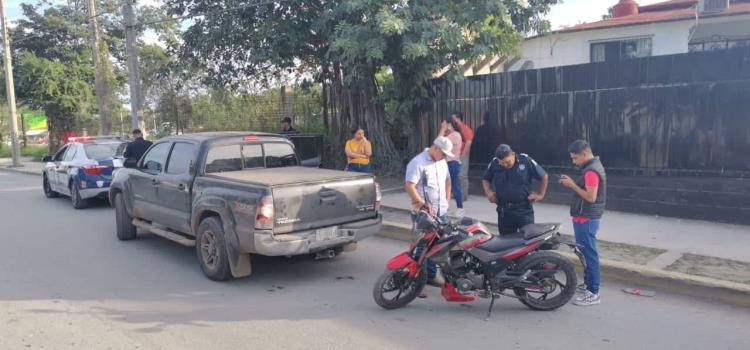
559, 140, 607, 307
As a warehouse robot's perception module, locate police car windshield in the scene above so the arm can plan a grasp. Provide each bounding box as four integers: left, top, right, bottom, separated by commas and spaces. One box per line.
84, 142, 125, 161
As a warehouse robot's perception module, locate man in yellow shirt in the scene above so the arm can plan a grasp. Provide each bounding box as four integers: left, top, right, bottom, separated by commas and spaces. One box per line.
345, 128, 373, 173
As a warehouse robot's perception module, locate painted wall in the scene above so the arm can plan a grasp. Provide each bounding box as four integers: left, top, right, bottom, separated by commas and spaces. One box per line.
508, 14, 750, 71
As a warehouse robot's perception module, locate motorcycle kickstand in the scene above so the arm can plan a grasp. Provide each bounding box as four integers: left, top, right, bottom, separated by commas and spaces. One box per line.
484, 287, 496, 321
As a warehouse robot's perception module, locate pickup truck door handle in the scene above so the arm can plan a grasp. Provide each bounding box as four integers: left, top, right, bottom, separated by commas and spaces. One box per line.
177, 183, 186, 190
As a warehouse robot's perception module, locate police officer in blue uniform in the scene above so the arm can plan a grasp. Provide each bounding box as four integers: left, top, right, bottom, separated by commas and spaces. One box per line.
482, 144, 549, 235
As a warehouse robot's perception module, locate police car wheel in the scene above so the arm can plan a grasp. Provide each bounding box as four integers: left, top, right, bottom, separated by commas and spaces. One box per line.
43, 175, 59, 198
70, 182, 88, 209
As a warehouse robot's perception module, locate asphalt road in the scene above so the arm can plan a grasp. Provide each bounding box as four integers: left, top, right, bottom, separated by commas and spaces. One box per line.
1, 171, 749, 350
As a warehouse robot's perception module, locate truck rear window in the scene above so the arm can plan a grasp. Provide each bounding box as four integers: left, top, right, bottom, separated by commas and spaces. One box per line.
204, 142, 298, 173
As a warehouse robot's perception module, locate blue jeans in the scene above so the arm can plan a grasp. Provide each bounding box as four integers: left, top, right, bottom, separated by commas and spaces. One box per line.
447, 161, 463, 209
346, 163, 372, 173
573, 219, 601, 294
411, 214, 447, 280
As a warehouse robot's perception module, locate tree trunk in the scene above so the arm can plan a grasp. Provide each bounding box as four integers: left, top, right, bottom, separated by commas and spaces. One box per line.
333, 69, 401, 174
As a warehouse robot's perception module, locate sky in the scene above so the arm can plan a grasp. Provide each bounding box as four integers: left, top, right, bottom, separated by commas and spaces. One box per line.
4, 1, 670, 29
545, 0, 665, 29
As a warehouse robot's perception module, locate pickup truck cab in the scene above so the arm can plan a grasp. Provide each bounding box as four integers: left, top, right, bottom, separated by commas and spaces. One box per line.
109, 132, 382, 281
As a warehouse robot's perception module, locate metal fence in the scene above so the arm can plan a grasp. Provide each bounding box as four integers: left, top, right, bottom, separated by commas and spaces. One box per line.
424, 47, 750, 177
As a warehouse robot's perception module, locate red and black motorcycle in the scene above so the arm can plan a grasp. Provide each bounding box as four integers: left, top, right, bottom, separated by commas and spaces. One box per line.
373, 210, 586, 317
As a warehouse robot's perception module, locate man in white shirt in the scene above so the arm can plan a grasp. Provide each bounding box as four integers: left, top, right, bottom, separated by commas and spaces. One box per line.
404, 136, 454, 288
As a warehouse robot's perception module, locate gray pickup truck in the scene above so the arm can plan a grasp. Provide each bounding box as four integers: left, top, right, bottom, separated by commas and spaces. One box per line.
109, 132, 382, 281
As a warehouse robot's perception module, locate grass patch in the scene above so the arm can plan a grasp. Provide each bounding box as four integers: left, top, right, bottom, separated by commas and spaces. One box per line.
0, 144, 50, 162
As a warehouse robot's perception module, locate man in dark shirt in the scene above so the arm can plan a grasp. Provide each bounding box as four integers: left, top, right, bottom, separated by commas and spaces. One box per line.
482, 144, 549, 235
280, 116, 299, 134
123, 129, 153, 165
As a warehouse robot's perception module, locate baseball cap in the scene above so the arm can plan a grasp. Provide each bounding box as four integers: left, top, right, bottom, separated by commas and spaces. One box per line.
433, 136, 455, 158
281, 116, 292, 124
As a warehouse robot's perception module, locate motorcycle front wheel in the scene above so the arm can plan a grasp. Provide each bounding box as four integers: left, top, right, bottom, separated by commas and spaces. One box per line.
373, 267, 427, 310
512, 251, 577, 311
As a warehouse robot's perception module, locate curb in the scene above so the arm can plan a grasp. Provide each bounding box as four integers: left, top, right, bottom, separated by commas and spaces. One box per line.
0, 166, 41, 176
379, 221, 750, 308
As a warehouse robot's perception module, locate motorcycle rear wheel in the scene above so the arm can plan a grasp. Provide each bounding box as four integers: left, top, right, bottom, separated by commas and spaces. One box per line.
373, 268, 427, 310
512, 251, 577, 311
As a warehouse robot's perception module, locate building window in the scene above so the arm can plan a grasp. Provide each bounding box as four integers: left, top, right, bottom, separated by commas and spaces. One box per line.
590, 37, 653, 63
690, 39, 750, 52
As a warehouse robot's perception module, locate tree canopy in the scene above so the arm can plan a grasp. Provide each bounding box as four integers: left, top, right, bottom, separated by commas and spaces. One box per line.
166, 0, 558, 170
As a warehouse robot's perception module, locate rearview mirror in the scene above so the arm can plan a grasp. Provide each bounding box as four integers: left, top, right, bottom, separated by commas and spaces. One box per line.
42, 155, 53, 162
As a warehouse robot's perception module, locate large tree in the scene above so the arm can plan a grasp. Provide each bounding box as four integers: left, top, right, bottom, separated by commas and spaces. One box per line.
166, 0, 558, 171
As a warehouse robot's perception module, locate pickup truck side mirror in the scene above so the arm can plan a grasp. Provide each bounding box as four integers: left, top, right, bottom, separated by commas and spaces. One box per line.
42, 155, 53, 162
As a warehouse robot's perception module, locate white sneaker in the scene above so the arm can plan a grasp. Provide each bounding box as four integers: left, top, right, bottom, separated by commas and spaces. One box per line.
573, 290, 601, 306
456, 208, 466, 218
576, 284, 587, 294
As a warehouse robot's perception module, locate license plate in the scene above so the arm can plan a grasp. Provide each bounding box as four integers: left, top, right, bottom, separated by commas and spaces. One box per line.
315, 227, 339, 241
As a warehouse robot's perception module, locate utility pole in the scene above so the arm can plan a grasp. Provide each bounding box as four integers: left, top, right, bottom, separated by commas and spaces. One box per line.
123, 0, 142, 134
0, 0, 21, 167
88, 0, 111, 135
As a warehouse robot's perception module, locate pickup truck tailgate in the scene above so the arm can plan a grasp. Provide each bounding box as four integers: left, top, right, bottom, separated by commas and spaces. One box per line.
211, 167, 379, 234
270, 172, 377, 234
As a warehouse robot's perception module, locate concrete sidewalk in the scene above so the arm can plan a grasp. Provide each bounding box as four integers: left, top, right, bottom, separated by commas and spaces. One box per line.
0, 157, 43, 176
380, 190, 750, 288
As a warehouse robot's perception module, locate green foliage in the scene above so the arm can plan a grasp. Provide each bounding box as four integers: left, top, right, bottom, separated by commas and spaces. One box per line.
0, 145, 48, 161
22, 145, 49, 162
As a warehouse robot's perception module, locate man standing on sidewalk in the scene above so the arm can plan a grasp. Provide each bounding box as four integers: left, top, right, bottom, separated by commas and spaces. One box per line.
451, 112, 473, 200
404, 136, 454, 288
482, 144, 548, 234
560, 140, 606, 307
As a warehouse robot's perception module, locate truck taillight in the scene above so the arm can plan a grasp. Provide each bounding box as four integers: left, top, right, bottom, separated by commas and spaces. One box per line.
255, 195, 274, 230
375, 182, 382, 212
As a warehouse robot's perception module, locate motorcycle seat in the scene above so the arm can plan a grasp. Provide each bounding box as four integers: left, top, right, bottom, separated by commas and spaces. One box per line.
519, 223, 559, 240
474, 236, 526, 253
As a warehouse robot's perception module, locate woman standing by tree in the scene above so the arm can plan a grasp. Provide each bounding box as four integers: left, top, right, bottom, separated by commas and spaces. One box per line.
441, 119, 464, 218
345, 128, 373, 173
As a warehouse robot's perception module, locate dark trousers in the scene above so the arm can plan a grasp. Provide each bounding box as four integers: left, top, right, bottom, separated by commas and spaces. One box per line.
497, 205, 534, 235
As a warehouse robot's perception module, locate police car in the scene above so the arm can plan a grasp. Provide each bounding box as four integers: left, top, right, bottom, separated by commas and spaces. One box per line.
42, 136, 129, 209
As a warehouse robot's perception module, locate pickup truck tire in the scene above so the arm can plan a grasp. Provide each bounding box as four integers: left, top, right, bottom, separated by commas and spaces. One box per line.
43, 175, 59, 198
196, 217, 232, 281
70, 183, 88, 209
115, 193, 137, 241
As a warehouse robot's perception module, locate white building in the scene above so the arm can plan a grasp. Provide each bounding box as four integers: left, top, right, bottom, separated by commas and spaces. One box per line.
483, 0, 750, 73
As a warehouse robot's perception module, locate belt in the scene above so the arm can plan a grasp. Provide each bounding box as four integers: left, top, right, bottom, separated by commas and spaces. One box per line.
499, 201, 531, 209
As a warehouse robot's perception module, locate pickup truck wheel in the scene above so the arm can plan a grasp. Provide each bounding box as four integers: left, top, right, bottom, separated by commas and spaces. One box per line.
196, 217, 232, 281
70, 183, 88, 209
115, 193, 137, 241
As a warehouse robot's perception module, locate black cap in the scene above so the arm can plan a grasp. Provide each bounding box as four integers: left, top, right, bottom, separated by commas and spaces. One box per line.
132, 129, 142, 135
281, 116, 292, 124
495, 144, 513, 159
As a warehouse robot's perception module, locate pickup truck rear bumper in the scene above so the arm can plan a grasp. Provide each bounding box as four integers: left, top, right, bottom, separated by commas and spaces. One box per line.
250, 214, 382, 256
